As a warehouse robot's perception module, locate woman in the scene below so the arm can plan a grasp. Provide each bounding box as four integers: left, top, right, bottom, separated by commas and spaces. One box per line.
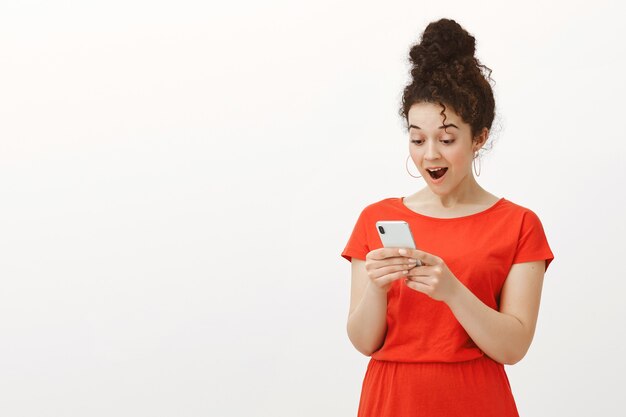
341, 18, 555, 416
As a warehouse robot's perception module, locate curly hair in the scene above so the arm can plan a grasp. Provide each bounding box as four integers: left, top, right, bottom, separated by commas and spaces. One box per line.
399, 18, 496, 152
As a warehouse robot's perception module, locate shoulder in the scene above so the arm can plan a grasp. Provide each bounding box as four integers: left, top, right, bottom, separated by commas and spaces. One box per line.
499, 198, 542, 218
498, 199, 549, 235
357, 196, 400, 215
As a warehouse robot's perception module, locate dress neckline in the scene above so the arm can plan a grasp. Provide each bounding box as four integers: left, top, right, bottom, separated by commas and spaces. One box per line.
396, 196, 506, 221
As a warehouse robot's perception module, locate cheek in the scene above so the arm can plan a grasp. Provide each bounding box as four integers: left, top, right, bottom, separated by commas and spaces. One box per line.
447, 151, 471, 168
409, 149, 421, 160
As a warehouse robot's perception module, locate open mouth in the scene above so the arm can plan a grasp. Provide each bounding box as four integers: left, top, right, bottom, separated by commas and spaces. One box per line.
427, 167, 448, 180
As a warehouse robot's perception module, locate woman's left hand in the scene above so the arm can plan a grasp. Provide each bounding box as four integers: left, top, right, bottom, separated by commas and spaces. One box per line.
399, 248, 462, 304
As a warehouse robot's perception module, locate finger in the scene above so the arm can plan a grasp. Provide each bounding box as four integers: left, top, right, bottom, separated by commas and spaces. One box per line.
368, 249, 418, 267
389, 247, 422, 265
407, 275, 436, 287
405, 249, 441, 266
371, 247, 415, 261
406, 271, 430, 282
366, 258, 417, 275
369, 247, 396, 260
375, 269, 410, 288
372, 264, 412, 279
406, 265, 433, 276
405, 278, 431, 293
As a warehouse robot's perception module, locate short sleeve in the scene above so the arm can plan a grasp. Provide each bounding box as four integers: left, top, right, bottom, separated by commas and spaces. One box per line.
512, 210, 555, 272
341, 208, 370, 263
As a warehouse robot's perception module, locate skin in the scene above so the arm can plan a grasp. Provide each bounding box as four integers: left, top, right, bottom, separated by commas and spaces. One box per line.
348, 101, 546, 364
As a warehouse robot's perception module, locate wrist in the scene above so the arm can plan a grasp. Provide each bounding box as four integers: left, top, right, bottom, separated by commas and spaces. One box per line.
367, 281, 389, 296
446, 278, 466, 307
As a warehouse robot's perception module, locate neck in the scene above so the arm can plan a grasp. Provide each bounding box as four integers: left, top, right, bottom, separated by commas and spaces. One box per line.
420, 173, 486, 208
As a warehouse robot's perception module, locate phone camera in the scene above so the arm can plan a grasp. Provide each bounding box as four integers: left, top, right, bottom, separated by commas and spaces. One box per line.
378, 226, 385, 234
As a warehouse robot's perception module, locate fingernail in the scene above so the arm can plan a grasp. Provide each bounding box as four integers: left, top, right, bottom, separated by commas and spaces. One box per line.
399, 249, 407, 254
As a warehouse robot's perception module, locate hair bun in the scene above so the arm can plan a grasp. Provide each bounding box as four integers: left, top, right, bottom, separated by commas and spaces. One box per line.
399, 18, 496, 144
409, 18, 476, 69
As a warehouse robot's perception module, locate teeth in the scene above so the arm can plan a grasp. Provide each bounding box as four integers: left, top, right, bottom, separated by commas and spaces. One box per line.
427, 167, 445, 171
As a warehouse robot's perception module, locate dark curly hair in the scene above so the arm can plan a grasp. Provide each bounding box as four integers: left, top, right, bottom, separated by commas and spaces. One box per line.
399, 18, 497, 153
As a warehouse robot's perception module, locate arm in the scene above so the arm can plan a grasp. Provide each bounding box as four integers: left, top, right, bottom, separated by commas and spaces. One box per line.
346, 258, 388, 356
446, 260, 545, 365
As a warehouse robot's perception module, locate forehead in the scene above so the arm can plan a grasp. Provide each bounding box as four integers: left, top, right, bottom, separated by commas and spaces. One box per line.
407, 102, 465, 129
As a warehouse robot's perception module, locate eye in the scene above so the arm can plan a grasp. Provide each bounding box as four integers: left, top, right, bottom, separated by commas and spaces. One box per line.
411, 139, 454, 145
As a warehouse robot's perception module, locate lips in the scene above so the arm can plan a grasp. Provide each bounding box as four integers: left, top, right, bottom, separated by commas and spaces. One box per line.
427, 167, 448, 180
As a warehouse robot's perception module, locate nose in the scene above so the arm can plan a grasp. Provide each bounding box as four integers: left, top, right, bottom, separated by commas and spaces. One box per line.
424, 140, 441, 160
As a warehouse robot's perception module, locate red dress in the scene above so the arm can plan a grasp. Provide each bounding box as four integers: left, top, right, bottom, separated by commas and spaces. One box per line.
341, 197, 555, 417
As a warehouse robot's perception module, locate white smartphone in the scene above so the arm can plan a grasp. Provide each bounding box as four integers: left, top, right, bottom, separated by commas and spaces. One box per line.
375, 220, 423, 266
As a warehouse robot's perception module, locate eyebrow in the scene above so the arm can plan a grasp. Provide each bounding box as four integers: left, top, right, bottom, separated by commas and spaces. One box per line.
408, 124, 458, 130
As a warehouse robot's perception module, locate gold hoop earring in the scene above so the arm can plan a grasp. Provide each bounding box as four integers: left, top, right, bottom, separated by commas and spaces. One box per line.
405, 155, 422, 178
473, 151, 481, 176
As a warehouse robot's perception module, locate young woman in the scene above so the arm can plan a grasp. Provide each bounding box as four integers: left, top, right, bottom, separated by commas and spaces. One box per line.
341, 18, 555, 416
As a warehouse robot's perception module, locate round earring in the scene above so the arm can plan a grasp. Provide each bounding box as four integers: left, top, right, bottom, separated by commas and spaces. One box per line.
473, 151, 482, 176
406, 155, 422, 178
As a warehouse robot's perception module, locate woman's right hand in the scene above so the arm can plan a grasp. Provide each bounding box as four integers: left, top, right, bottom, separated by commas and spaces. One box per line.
365, 248, 419, 293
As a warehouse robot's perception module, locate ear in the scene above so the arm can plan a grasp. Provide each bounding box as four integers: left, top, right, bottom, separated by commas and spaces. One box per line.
472, 127, 489, 153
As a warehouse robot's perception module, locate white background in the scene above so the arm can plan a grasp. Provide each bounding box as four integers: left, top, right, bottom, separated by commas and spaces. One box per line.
1, 1, 625, 416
